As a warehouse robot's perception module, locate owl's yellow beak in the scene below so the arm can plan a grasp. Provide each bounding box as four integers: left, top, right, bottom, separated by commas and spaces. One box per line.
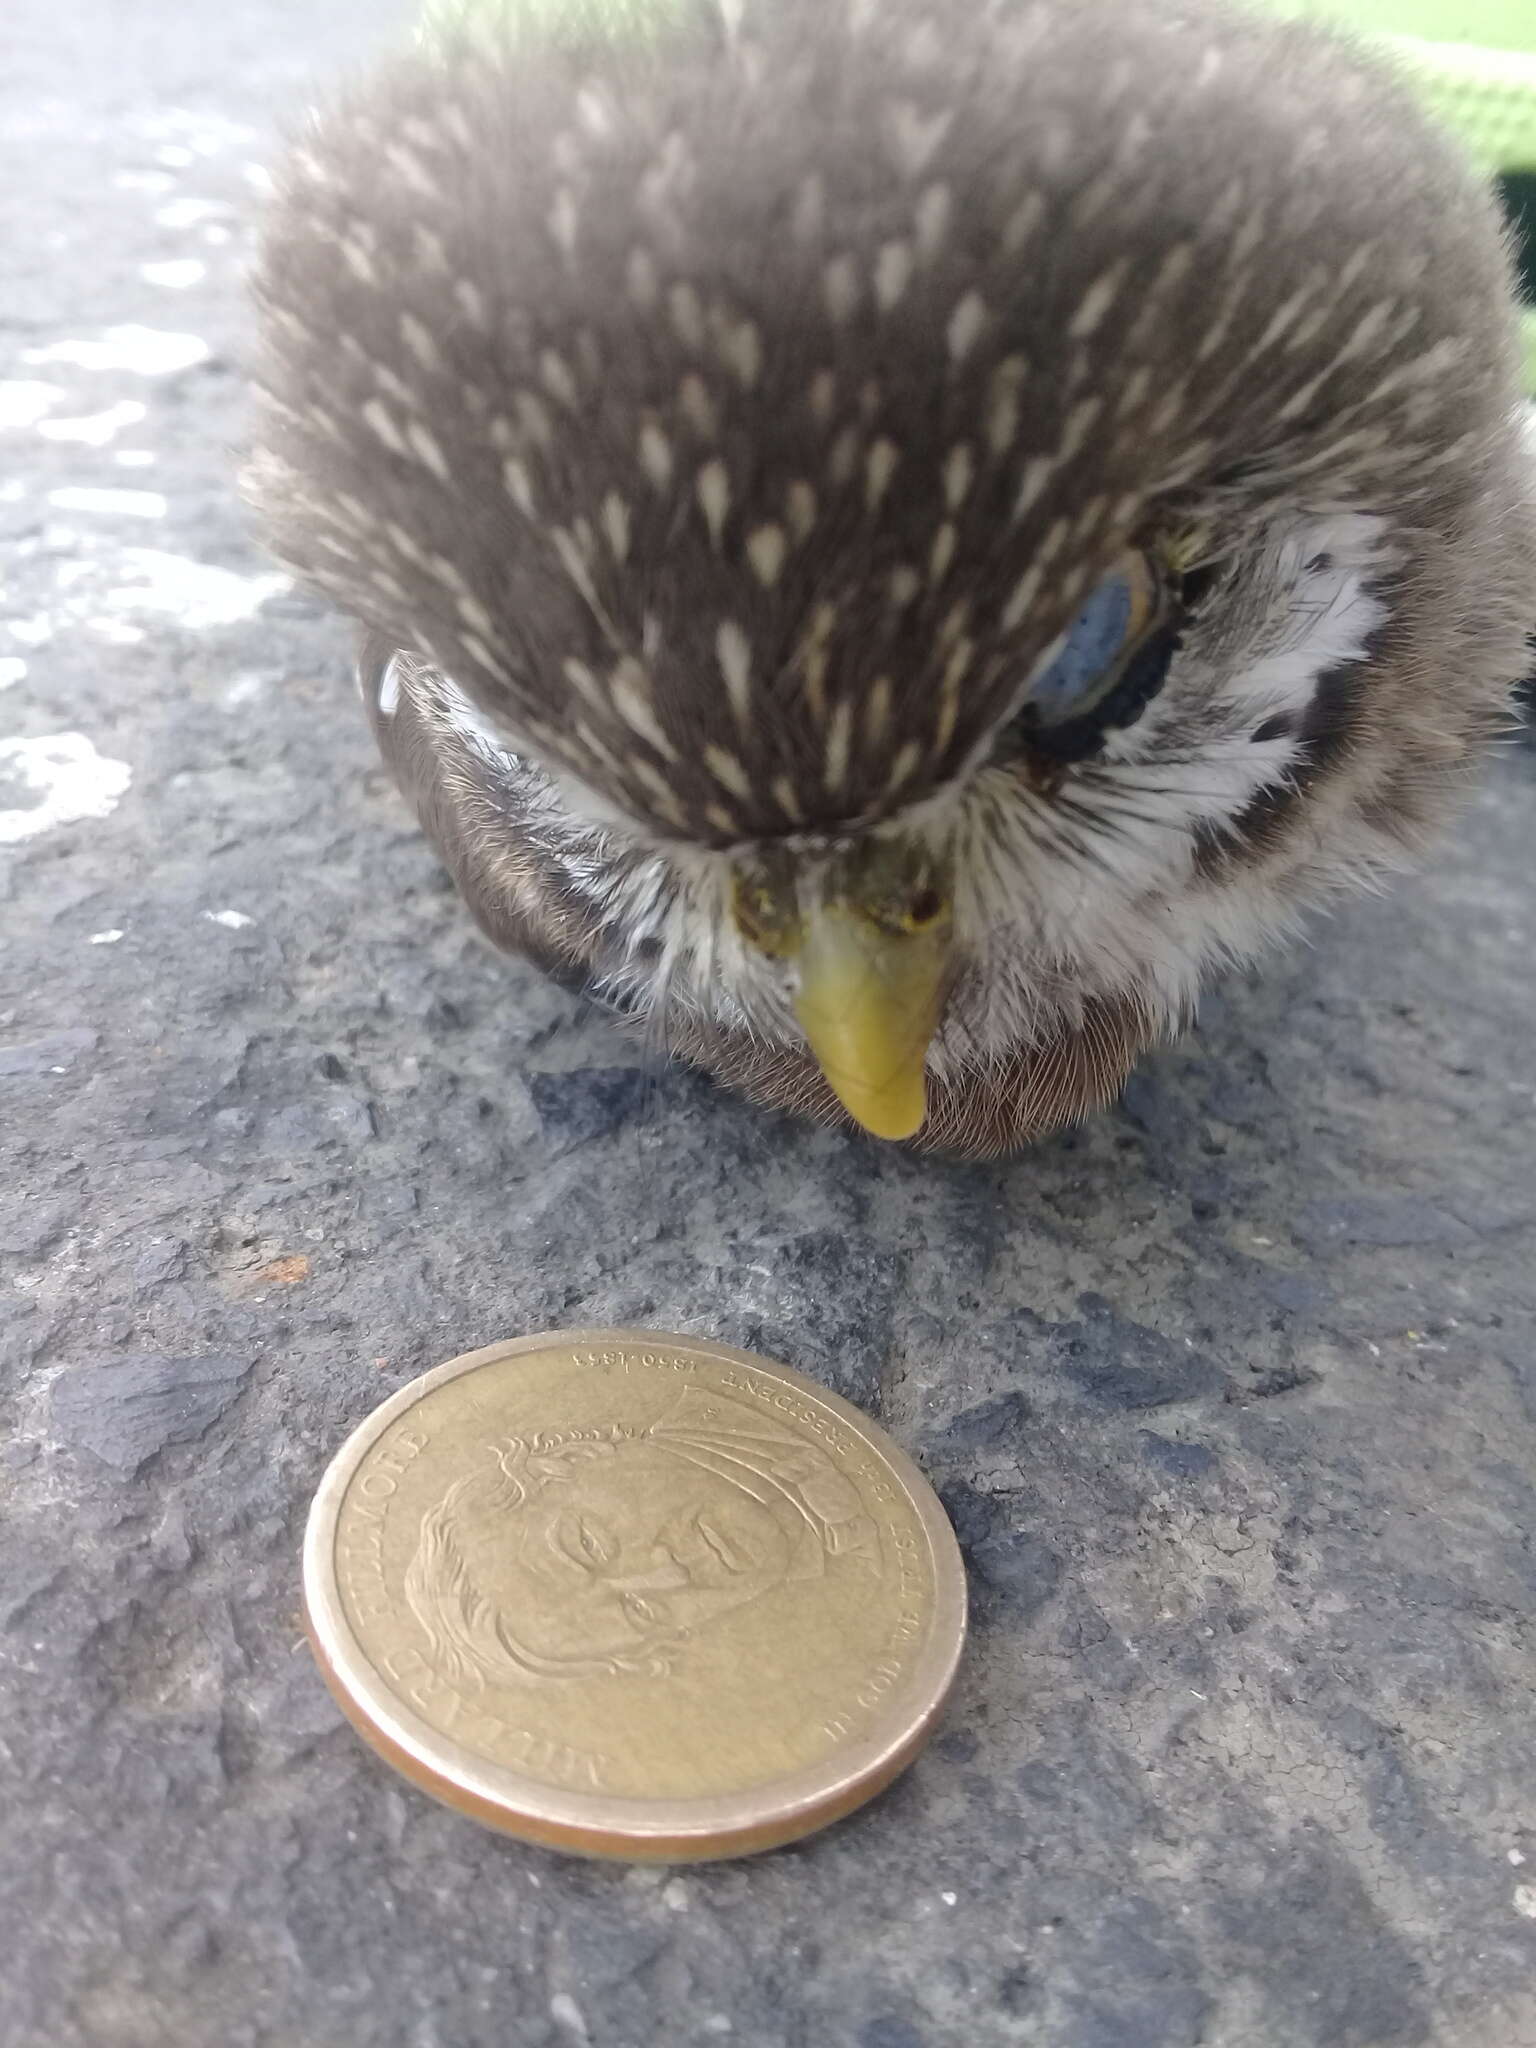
793, 901, 951, 1141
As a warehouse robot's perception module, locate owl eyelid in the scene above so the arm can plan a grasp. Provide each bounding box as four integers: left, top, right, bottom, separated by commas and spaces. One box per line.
1032, 550, 1170, 721
1000, 547, 1196, 764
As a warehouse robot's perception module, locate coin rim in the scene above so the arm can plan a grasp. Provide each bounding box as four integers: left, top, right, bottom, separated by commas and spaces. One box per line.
303, 1329, 967, 1860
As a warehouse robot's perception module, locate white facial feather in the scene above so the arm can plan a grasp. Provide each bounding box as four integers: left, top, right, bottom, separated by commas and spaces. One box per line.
421, 510, 1396, 1067
376, 652, 403, 716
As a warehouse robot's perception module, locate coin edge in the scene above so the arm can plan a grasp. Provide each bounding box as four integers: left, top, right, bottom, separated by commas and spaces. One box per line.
303, 1328, 967, 1858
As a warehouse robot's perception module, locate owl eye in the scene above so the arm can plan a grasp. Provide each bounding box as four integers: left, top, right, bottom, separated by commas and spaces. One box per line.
1008, 548, 1183, 764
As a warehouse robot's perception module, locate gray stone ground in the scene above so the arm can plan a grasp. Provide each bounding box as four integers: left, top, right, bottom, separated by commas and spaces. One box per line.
3, 3, 1536, 2044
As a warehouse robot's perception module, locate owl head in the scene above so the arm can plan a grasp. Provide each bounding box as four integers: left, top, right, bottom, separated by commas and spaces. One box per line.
247, 0, 1534, 1148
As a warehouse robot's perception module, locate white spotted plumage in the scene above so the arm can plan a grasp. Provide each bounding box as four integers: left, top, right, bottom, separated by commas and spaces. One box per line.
414, 511, 1402, 1074
247, 0, 1534, 1151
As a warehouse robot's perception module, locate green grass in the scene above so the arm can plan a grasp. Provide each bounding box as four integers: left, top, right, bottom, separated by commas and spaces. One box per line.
1266, 2, 1536, 51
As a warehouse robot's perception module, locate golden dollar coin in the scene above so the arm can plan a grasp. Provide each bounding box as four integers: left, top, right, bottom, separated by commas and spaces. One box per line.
303, 1329, 967, 1861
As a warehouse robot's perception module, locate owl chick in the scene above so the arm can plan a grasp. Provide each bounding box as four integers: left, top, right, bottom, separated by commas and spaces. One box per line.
247, 0, 1535, 1155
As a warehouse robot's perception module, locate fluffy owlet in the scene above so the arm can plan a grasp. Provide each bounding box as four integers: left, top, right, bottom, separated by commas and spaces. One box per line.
247, 0, 1535, 1155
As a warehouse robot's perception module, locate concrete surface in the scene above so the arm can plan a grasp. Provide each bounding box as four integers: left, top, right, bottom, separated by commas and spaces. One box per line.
3, 3, 1535, 2044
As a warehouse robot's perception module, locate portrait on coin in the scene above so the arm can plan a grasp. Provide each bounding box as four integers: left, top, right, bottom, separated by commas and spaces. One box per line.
403, 1386, 881, 1685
